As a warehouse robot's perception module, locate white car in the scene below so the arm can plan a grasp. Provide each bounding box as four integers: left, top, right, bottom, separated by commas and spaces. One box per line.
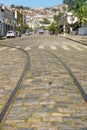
6, 31, 15, 38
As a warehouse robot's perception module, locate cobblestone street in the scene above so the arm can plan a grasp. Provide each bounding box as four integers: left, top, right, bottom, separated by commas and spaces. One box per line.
0, 35, 87, 130
0, 46, 26, 114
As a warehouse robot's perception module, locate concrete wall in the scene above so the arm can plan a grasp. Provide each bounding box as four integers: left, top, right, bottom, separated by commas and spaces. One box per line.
75, 27, 87, 36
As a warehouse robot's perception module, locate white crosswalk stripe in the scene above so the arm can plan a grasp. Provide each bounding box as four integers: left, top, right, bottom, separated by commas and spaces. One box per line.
15, 46, 21, 48
0, 47, 8, 51
50, 45, 57, 50
62, 45, 71, 50
0, 44, 86, 53
9, 48, 16, 51
24, 47, 31, 50
81, 45, 87, 49
72, 45, 83, 51
38, 46, 44, 49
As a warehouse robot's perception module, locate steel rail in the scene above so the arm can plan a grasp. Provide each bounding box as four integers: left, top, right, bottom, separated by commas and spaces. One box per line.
44, 50, 87, 103
61, 36, 87, 46
0, 45, 30, 123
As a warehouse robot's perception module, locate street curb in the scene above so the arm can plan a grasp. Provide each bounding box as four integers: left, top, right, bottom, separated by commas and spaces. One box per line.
60, 35, 87, 46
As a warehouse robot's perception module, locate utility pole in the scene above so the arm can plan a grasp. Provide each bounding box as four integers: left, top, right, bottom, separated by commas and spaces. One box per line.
63, 11, 67, 36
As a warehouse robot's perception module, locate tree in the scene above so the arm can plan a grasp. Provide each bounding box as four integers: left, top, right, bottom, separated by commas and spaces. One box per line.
48, 22, 56, 32
73, 0, 87, 27
63, 0, 87, 10
53, 12, 65, 33
54, 13, 64, 24
63, 0, 87, 27
51, 8, 58, 13
63, 0, 75, 9
11, 4, 15, 8
29, 27, 33, 32
40, 18, 50, 24
22, 24, 29, 33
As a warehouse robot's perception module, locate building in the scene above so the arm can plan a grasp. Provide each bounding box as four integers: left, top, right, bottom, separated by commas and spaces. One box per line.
0, 4, 14, 38
16, 10, 24, 33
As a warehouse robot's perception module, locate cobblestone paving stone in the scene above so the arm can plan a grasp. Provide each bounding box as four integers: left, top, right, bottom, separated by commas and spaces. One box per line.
54, 39, 87, 96
60, 35, 87, 95
2, 47, 87, 130
0, 46, 26, 114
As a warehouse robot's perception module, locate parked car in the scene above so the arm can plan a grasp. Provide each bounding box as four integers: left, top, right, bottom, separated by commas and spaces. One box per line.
29, 32, 33, 35
37, 29, 45, 34
49, 31, 54, 35
6, 31, 15, 38
25, 30, 30, 36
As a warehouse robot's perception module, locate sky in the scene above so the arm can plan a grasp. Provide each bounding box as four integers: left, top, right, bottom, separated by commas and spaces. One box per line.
0, 0, 63, 9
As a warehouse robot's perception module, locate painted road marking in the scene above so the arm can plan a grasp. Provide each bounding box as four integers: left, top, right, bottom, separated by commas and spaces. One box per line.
38, 46, 44, 49
50, 45, 57, 50
72, 45, 83, 51
62, 45, 71, 50
81, 45, 87, 49
0, 47, 8, 51
9, 48, 16, 51
24, 47, 31, 50
15, 46, 21, 48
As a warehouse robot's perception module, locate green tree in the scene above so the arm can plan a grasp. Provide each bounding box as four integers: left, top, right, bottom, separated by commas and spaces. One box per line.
54, 12, 64, 24
63, 0, 74, 9
73, 0, 87, 26
22, 24, 29, 33
29, 27, 33, 32
63, 0, 87, 10
40, 18, 50, 24
23, 24, 29, 30
48, 22, 56, 32
51, 8, 58, 13
63, 0, 87, 27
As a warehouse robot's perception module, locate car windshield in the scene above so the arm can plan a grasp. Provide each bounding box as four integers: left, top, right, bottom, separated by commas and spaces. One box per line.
8, 32, 12, 33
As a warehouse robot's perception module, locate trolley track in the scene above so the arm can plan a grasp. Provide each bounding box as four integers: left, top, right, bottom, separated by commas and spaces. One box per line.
45, 50, 87, 102
0, 45, 87, 129
29, 48, 87, 105
0, 45, 30, 125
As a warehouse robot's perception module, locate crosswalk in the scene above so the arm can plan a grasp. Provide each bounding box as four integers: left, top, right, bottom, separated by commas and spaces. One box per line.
38, 45, 44, 49
0, 45, 87, 52
72, 45, 83, 51
9, 48, 16, 51
0, 47, 8, 51
24, 47, 31, 50
50, 45, 57, 50
62, 45, 71, 50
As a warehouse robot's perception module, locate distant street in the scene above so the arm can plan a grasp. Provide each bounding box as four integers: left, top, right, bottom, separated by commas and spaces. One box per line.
0, 34, 87, 130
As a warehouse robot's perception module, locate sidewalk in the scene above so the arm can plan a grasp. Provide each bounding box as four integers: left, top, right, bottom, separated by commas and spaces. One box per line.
60, 34, 87, 45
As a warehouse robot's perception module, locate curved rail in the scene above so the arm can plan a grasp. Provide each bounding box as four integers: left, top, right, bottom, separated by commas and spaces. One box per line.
0, 45, 30, 123
0, 45, 86, 124
61, 36, 87, 46
44, 50, 87, 103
